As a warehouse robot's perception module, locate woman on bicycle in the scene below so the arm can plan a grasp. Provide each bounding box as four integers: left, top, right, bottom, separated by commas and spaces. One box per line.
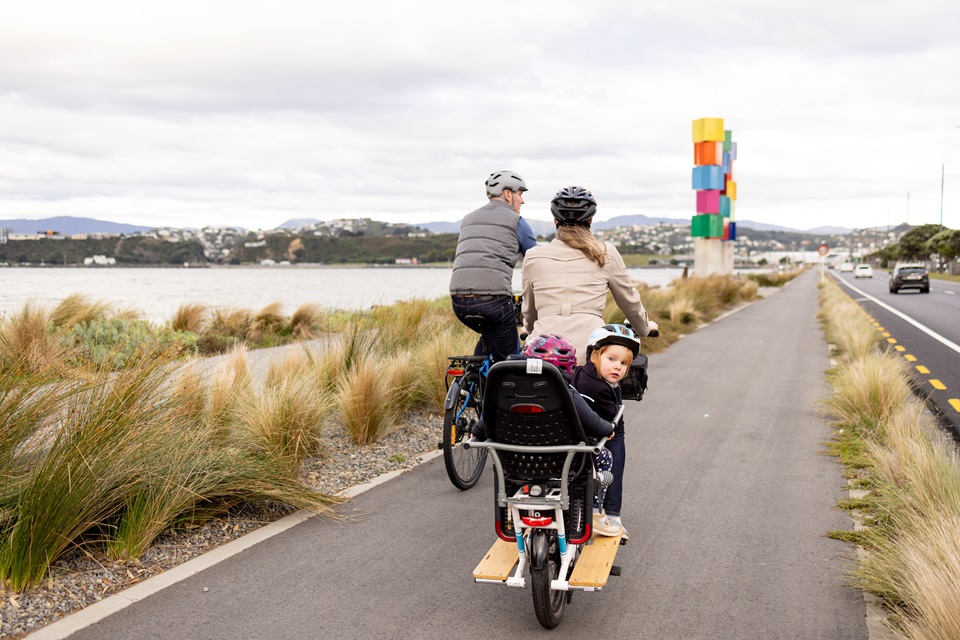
521, 186, 657, 365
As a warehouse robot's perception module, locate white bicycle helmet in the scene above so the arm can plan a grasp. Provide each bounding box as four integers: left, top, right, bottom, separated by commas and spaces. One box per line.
586, 324, 641, 360
485, 171, 528, 198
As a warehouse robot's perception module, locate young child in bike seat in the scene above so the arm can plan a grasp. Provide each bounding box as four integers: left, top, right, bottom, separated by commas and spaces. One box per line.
470, 334, 621, 537
571, 324, 638, 540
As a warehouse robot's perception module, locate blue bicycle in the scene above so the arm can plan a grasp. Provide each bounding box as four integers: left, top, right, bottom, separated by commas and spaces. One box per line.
442, 295, 523, 490
442, 346, 491, 490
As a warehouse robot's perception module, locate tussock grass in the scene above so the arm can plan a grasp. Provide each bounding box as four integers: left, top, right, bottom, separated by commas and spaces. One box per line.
250, 302, 286, 342
819, 276, 960, 638
0, 344, 342, 589
172, 302, 208, 334
0, 303, 64, 376
339, 358, 398, 445
824, 352, 912, 434
290, 302, 323, 339
668, 297, 700, 325
372, 298, 433, 351
210, 307, 253, 340
50, 294, 108, 330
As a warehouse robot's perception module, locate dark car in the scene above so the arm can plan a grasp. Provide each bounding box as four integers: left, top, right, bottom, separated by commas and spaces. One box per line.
889, 264, 930, 294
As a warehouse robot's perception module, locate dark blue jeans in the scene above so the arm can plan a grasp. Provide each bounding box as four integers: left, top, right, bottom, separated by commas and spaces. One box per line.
450, 294, 520, 363
602, 434, 625, 517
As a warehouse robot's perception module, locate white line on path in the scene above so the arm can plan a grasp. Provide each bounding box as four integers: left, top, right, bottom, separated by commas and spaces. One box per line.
832, 275, 960, 356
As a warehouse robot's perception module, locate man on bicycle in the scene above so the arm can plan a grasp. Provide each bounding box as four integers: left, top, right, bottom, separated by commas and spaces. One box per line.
450, 170, 538, 362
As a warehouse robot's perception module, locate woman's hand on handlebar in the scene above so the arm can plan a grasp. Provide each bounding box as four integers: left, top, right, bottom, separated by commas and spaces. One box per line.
646, 320, 659, 338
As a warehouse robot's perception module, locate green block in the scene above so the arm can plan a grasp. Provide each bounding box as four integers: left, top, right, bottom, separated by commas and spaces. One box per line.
723, 130, 733, 152
691, 214, 723, 238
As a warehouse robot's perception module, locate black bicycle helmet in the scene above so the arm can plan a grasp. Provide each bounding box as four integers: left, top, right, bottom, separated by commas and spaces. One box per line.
550, 186, 597, 226
585, 324, 641, 360
485, 171, 528, 198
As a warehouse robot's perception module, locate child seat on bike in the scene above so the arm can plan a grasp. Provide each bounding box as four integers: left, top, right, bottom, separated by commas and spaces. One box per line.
480, 358, 595, 545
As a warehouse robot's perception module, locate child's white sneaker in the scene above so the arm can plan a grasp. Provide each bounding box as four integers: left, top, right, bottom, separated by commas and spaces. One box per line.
592, 512, 621, 537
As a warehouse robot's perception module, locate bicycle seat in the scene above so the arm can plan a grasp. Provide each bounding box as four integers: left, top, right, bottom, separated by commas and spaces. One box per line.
481, 359, 593, 542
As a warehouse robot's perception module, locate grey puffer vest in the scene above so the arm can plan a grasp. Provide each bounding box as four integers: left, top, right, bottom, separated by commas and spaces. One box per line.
449, 200, 522, 296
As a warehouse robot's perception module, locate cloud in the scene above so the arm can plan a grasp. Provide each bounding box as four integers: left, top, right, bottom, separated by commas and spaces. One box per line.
1, 0, 959, 231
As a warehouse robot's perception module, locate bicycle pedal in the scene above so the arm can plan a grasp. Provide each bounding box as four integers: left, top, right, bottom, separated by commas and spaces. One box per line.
437, 442, 444, 450
609, 565, 622, 577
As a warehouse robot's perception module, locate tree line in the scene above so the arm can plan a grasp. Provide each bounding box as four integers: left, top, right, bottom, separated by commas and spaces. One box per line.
871, 224, 960, 269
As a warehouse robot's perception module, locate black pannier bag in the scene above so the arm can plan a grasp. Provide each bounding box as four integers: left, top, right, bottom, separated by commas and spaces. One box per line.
619, 353, 649, 402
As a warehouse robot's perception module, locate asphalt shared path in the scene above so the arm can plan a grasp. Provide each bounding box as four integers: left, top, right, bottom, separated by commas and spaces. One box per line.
36, 270, 868, 640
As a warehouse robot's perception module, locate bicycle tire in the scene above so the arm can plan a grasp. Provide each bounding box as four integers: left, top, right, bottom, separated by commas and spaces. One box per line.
442, 371, 488, 490
531, 535, 565, 629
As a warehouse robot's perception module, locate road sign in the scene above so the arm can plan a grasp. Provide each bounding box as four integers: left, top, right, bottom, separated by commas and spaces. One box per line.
817, 244, 829, 257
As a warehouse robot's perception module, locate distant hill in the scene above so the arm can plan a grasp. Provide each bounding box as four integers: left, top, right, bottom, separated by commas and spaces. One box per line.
276, 218, 321, 229
419, 214, 689, 237
737, 220, 853, 235
0, 216, 152, 235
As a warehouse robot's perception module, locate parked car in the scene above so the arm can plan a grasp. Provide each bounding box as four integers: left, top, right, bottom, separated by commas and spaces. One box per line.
838, 262, 854, 272
854, 264, 874, 279
889, 264, 930, 294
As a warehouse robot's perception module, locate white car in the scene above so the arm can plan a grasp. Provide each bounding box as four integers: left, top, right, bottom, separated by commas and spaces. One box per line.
854, 264, 874, 279
838, 262, 854, 272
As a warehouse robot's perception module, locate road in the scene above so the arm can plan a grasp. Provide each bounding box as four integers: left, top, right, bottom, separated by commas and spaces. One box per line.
47, 271, 867, 640
830, 269, 960, 434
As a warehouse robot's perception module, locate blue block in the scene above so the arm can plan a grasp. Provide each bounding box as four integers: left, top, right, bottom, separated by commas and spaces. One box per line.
722, 151, 732, 175
692, 165, 724, 190
728, 222, 737, 241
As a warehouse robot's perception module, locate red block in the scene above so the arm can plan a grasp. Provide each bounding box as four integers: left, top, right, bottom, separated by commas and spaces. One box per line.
696, 190, 721, 214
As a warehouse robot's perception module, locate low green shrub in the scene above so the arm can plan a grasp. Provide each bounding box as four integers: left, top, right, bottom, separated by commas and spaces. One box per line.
67, 315, 197, 369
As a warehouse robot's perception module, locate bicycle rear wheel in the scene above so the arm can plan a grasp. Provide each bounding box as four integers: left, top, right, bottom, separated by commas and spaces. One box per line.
442, 372, 487, 490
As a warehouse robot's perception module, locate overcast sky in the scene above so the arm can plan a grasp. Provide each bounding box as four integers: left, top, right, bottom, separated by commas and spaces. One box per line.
1, 0, 959, 232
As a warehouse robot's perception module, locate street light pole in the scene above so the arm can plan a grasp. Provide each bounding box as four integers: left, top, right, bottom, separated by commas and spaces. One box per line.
940, 164, 945, 232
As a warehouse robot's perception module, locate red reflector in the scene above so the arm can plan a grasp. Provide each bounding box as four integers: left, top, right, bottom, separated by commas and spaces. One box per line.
447, 368, 465, 376
521, 516, 553, 527
511, 405, 543, 413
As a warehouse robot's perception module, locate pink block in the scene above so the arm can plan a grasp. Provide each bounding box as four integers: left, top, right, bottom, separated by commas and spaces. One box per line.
696, 190, 721, 214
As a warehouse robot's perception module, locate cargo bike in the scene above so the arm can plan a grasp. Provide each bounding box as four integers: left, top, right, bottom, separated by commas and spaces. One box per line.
464, 353, 649, 629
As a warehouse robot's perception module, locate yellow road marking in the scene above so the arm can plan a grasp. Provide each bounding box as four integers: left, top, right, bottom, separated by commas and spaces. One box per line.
904, 354, 917, 362
882, 332, 890, 338
950, 399, 960, 412
895, 346, 905, 352
877, 326, 885, 332
916, 366, 930, 374
930, 380, 946, 390
887, 338, 897, 344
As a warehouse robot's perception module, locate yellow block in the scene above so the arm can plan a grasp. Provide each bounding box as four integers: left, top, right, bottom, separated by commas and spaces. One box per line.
569, 533, 622, 588
725, 179, 737, 200
692, 117, 725, 142
473, 539, 518, 581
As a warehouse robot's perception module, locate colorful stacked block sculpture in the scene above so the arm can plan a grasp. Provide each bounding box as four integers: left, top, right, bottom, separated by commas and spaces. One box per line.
691, 117, 737, 241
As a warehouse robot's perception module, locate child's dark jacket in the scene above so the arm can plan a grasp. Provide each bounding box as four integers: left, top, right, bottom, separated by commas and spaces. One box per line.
572, 361, 625, 437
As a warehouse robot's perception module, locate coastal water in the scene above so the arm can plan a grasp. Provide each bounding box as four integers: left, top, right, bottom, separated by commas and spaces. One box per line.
1, 266, 687, 323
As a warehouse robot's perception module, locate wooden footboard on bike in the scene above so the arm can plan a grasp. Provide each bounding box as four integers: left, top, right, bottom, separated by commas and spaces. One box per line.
473, 539, 519, 581
569, 533, 622, 588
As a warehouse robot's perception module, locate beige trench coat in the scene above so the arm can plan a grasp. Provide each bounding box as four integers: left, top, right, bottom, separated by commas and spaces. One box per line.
521, 238, 652, 365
